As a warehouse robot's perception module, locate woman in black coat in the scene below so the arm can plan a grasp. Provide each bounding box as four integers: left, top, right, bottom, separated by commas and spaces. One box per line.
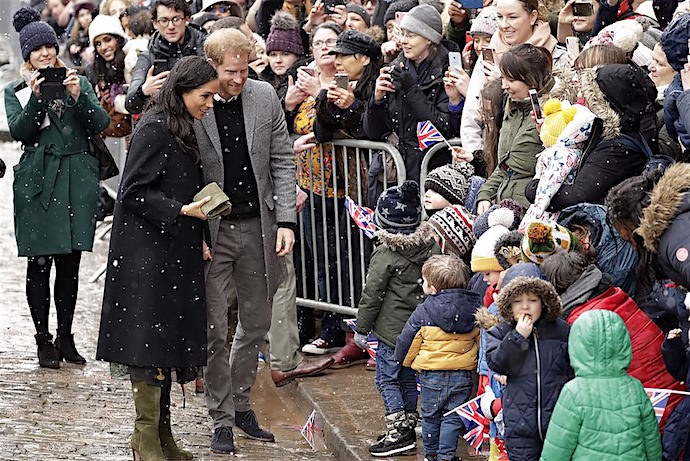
96, 56, 218, 461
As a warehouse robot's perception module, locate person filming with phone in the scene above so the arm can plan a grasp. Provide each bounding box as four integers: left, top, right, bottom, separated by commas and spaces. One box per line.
557, 0, 599, 47
5, 8, 110, 369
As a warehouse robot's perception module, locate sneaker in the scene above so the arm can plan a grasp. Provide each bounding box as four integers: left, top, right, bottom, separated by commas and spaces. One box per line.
424, 455, 438, 461
302, 338, 342, 355
211, 426, 235, 453
235, 409, 275, 442
370, 428, 416, 457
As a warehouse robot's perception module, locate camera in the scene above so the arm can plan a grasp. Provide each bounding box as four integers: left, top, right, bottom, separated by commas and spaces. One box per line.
572, 2, 594, 17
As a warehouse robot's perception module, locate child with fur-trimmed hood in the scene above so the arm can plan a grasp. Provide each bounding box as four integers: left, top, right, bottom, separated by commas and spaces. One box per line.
486, 263, 574, 461
355, 180, 440, 457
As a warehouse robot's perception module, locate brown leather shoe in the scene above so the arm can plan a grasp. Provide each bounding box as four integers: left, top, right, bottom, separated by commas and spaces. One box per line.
271, 356, 335, 387
330, 332, 369, 369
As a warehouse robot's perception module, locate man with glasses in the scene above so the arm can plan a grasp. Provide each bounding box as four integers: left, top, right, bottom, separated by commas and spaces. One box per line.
125, 0, 207, 114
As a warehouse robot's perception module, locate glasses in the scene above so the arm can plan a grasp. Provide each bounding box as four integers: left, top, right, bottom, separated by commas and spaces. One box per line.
156, 16, 184, 26
399, 30, 419, 39
313, 38, 337, 48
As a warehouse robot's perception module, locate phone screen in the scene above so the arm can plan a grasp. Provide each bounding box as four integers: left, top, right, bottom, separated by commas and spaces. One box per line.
482, 48, 494, 64
529, 89, 543, 120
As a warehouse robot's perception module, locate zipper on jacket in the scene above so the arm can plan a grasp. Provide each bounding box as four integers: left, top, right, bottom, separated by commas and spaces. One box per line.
534, 333, 543, 442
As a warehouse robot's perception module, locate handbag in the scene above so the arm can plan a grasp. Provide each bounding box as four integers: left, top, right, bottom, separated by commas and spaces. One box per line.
88, 133, 119, 180
99, 85, 132, 138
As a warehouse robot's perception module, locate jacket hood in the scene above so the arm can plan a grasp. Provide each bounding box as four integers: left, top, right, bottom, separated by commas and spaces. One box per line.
661, 13, 690, 71
557, 203, 605, 247
638, 163, 690, 251
423, 288, 482, 334
559, 265, 609, 317
475, 306, 501, 329
496, 263, 562, 326
568, 309, 631, 378
376, 221, 437, 261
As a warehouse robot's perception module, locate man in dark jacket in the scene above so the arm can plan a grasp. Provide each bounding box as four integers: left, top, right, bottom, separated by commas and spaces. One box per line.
125, 0, 207, 114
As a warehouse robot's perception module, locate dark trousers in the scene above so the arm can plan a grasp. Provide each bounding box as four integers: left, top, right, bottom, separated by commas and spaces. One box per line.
26, 251, 82, 335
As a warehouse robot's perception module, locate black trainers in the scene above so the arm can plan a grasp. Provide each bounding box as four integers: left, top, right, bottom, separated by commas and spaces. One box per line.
235, 409, 275, 442
370, 428, 416, 457
211, 426, 235, 453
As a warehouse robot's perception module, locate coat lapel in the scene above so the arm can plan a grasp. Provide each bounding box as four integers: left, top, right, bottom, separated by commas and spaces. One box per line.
241, 83, 255, 155
201, 108, 222, 159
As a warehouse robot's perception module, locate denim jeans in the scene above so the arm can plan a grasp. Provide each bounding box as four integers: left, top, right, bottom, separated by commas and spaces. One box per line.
375, 342, 418, 414
420, 370, 473, 459
302, 194, 345, 345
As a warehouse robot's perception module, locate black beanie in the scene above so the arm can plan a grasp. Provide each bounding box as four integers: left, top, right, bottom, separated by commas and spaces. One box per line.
13, 7, 59, 62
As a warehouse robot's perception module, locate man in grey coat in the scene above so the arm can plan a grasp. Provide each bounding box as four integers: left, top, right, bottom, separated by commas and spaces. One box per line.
195, 28, 296, 453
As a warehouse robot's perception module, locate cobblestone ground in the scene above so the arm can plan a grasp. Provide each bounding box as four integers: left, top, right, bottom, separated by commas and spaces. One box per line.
0, 142, 334, 461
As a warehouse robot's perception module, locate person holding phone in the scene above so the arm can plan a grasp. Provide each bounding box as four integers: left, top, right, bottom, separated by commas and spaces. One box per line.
557, 0, 600, 46
97, 56, 218, 461
6, 8, 110, 369
475, 44, 554, 215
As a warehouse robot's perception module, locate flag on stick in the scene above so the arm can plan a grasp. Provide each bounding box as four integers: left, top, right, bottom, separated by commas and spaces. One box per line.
301, 409, 317, 450
645, 388, 672, 423
417, 120, 447, 150
444, 395, 490, 452
345, 196, 378, 239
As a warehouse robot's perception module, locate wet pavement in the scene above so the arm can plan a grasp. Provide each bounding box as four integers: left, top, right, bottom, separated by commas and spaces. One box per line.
0, 141, 487, 461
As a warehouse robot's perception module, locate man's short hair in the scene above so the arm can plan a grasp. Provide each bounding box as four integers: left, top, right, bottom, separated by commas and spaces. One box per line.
422, 254, 469, 291
204, 28, 252, 64
210, 16, 244, 33
152, 0, 192, 20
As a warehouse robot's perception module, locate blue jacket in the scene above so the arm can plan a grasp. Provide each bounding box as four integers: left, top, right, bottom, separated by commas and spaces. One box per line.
662, 337, 690, 461
661, 14, 690, 147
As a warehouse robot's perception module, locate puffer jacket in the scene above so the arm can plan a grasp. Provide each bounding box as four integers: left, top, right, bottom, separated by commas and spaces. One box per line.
486, 298, 573, 460
557, 203, 638, 295
540, 310, 662, 461
395, 288, 481, 371
125, 24, 207, 114
362, 43, 453, 184
355, 223, 440, 347
638, 162, 690, 291
525, 64, 655, 211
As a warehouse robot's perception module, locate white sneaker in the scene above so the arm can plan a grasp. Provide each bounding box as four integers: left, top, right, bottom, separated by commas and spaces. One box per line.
301, 338, 342, 355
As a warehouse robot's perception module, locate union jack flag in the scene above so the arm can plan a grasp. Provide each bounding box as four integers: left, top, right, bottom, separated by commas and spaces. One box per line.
445, 395, 490, 452
344, 318, 378, 359
301, 409, 317, 450
417, 120, 445, 150
646, 388, 672, 423
345, 196, 377, 239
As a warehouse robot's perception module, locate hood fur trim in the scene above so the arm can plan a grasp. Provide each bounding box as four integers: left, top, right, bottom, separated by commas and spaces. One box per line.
475, 306, 501, 329
550, 67, 579, 104
638, 163, 690, 251
579, 67, 620, 140
270, 10, 299, 30
376, 222, 436, 250
496, 276, 562, 326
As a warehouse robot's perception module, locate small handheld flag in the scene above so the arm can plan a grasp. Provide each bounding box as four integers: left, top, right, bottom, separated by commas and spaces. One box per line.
417, 120, 447, 150
301, 409, 317, 450
645, 388, 672, 423
445, 395, 490, 452
345, 196, 378, 239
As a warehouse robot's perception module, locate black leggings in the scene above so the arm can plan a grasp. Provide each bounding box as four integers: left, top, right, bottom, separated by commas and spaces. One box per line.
26, 251, 82, 335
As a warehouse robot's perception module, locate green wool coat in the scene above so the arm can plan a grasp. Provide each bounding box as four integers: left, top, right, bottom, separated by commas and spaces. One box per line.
476, 98, 543, 210
540, 310, 662, 461
5, 75, 110, 257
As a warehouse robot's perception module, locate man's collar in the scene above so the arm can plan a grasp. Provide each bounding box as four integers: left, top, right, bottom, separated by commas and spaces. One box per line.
214, 93, 239, 103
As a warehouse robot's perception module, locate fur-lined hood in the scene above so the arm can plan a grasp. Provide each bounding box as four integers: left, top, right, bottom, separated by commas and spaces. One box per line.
638, 163, 690, 251
475, 306, 501, 329
495, 263, 562, 326
376, 221, 436, 251
579, 67, 621, 140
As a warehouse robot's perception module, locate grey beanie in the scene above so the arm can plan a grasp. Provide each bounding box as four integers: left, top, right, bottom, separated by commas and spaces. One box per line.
399, 4, 443, 45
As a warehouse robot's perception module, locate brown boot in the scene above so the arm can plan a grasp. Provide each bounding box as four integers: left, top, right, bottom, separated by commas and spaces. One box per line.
329, 332, 369, 369
271, 356, 334, 387
159, 382, 193, 460
131, 381, 166, 461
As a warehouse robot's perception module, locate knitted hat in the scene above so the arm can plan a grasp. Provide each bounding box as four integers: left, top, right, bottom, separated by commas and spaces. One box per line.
13, 7, 59, 62
424, 163, 474, 206
521, 221, 581, 264
469, 6, 498, 37
266, 11, 304, 56
329, 30, 382, 59
540, 99, 578, 147
383, 0, 418, 26
494, 230, 523, 270
428, 205, 476, 257
399, 4, 442, 44
346, 4, 371, 27
470, 207, 514, 272
89, 13, 128, 46
473, 199, 523, 238
496, 262, 562, 325
661, 14, 690, 71
375, 180, 422, 234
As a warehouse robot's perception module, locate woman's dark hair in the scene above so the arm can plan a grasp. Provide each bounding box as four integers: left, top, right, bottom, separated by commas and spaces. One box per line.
92, 35, 127, 87
515, 0, 547, 21
354, 54, 382, 101
499, 44, 553, 94
541, 251, 590, 295
605, 169, 665, 296
480, 78, 505, 176
152, 0, 192, 19
128, 9, 153, 37
144, 56, 217, 161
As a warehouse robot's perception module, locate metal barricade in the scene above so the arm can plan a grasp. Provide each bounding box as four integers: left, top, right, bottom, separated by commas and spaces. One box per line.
296, 139, 405, 316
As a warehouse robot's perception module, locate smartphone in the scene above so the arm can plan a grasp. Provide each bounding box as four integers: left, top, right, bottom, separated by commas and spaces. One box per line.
529, 89, 543, 120
395, 11, 407, 24
448, 51, 462, 70
299, 66, 316, 77
460, 0, 485, 9
324, 0, 345, 14
572, 2, 594, 16
153, 59, 168, 76
482, 48, 494, 64
38, 67, 67, 100
566, 36, 580, 55
334, 72, 349, 90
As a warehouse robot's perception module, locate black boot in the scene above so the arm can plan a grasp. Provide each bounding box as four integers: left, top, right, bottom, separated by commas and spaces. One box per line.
54, 333, 86, 364
35, 333, 60, 369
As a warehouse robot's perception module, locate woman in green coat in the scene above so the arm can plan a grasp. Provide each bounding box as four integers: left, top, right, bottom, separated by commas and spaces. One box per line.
5, 8, 110, 369
540, 309, 662, 461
